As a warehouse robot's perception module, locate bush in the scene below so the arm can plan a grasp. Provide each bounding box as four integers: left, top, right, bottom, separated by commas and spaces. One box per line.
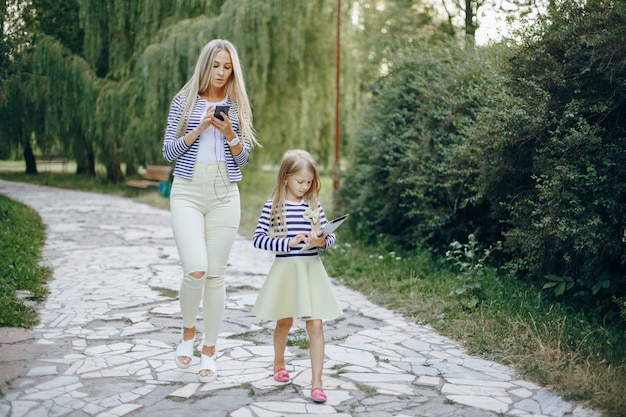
468, 0, 626, 308
339, 0, 626, 317
338, 40, 500, 251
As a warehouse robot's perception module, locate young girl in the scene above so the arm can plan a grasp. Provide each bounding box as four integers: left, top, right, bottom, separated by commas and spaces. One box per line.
252, 149, 343, 403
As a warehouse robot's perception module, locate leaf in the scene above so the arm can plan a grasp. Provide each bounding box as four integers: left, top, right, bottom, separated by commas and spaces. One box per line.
555, 282, 566, 296
592, 281, 602, 295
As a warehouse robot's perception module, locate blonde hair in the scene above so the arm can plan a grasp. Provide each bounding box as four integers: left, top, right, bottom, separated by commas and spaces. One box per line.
174, 39, 259, 147
269, 150, 322, 238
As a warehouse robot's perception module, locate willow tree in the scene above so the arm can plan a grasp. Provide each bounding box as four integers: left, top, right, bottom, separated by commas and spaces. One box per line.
80, 0, 358, 180
0, 35, 96, 174
3, 0, 359, 180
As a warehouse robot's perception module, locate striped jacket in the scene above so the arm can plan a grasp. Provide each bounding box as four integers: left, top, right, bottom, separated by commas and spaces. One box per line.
162, 94, 250, 181
253, 200, 336, 258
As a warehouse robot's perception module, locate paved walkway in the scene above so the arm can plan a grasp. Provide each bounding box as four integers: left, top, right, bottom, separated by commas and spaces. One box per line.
0, 179, 600, 417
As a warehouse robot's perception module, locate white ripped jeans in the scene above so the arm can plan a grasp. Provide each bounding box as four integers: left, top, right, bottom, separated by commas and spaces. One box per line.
169, 162, 240, 346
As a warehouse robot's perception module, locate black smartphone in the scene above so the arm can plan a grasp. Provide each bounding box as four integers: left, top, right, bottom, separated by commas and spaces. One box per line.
213, 105, 230, 121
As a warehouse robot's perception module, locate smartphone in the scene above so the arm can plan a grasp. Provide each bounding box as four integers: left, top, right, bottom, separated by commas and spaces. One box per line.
213, 105, 230, 121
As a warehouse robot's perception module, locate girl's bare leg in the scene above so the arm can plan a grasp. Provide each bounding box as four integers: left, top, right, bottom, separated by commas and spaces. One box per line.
306, 319, 325, 388
274, 318, 293, 370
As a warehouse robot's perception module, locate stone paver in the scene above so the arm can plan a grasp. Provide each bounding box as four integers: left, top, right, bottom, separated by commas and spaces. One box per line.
0, 179, 600, 417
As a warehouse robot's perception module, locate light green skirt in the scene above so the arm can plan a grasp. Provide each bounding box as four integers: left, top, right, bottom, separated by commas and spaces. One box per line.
252, 256, 343, 321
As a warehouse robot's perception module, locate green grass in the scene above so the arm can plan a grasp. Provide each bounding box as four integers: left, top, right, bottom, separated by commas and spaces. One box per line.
0, 194, 51, 327
323, 239, 626, 416
1, 163, 625, 415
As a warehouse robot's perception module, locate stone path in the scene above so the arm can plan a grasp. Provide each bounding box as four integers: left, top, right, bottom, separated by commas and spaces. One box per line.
0, 179, 600, 417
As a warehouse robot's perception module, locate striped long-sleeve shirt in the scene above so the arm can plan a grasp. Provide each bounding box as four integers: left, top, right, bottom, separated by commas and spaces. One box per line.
162, 94, 250, 181
253, 200, 336, 258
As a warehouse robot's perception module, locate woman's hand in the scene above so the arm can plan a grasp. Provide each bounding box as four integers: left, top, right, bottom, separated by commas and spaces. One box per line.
212, 110, 243, 155
183, 107, 214, 147
210, 108, 236, 140
198, 106, 215, 131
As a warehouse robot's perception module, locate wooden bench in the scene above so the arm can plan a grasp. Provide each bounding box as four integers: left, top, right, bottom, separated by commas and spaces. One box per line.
35, 155, 70, 172
126, 165, 173, 195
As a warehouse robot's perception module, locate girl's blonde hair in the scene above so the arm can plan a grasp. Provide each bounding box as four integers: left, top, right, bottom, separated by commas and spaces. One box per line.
174, 39, 259, 147
269, 149, 322, 238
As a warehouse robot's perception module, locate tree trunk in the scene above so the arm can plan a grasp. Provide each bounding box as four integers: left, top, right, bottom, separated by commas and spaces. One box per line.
75, 142, 96, 176
125, 162, 137, 177
106, 158, 123, 183
23, 139, 38, 175
465, 0, 476, 38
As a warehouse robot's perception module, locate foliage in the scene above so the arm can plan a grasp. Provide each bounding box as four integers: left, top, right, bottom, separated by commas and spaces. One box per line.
338, 39, 497, 250
1, 0, 362, 180
32, 0, 83, 55
0, 0, 35, 160
323, 238, 626, 416
468, 0, 626, 305
439, 0, 547, 41
0, 35, 99, 174
350, 0, 443, 89
338, 0, 626, 316
445, 233, 502, 309
0, 194, 50, 327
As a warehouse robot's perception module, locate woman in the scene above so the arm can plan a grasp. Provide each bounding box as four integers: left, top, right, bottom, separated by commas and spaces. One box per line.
162, 39, 259, 383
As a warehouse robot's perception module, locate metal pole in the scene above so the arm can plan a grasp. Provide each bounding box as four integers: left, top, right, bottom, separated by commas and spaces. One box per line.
334, 0, 341, 191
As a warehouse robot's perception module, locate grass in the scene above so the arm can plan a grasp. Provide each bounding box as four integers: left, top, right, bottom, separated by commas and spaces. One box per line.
323, 239, 626, 416
0, 194, 51, 327
1, 161, 625, 415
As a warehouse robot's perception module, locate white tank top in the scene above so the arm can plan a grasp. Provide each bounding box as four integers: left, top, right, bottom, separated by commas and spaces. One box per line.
197, 102, 226, 162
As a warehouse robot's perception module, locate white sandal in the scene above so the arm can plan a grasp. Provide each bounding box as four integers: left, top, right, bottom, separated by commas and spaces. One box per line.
174, 331, 195, 369
198, 352, 217, 383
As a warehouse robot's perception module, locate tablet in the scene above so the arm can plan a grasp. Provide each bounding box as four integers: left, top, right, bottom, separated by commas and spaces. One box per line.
300, 214, 349, 251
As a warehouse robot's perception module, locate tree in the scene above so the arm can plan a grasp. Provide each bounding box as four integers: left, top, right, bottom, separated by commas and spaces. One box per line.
440, 0, 549, 45
469, 0, 626, 306
1, 0, 361, 181
350, 1, 443, 88
31, 0, 83, 55
0, 0, 36, 166
338, 39, 497, 249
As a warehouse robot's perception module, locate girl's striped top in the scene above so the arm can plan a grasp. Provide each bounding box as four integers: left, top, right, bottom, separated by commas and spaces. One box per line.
162, 94, 250, 181
253, 200, 336, 258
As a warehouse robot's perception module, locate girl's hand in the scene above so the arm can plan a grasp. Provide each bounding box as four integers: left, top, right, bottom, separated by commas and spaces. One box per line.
288, 233, 308, 248
306, 232, 328, 249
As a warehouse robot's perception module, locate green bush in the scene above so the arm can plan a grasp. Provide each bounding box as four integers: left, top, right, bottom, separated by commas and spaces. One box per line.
338, 40, 499, 251
339, 0, 626, 316
468, 0, 626, 307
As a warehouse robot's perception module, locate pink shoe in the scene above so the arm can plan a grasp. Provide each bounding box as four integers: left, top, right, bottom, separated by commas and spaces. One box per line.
273, 367, 290, 382
311, 387, 327, 403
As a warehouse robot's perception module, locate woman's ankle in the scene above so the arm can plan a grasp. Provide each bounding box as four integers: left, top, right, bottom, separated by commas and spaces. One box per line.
202, 345, 216, 356
183, 326, 196, 340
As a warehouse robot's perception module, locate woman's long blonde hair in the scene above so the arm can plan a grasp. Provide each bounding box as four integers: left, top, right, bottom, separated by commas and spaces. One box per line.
174, 39, 259, 147
269, 150, 322, 238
